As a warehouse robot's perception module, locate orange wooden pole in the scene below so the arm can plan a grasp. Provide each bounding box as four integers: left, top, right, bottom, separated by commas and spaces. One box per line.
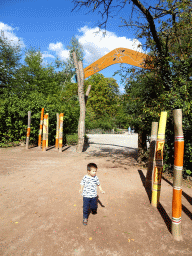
38, 108, 44, 148
42, 114, 48, 152
55, 113, 59, 149
26, 111, 31, 149
59, 113, 64, 153
172, 109, 184, 241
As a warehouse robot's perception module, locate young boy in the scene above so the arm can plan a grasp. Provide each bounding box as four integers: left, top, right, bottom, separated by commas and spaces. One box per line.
79, 163, 105, 226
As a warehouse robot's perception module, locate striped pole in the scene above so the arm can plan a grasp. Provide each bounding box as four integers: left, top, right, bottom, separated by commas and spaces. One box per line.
46, 113, 49, 149
42, 113, 48, 152
26, 111, 31, 149
145, 122, 158, 195
151, 112, 167, 207
59, 113, 64, 153
55, 113, 59, 149
172, 109, 184, 241
38, 108, 44, 148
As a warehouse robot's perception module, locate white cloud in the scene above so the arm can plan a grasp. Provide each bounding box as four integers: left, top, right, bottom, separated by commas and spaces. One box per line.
49, 42, 63, 52
48, 42, 69, 61
76, 26, 144, 64
42, 52, 55, 59
47, 26, 143, 66
0, 22, 25, 48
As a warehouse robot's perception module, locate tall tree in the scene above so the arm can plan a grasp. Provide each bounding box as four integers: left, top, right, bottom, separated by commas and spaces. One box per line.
0, 30, 22, 94
60, 36, 86, 152
54, 36, 84, 83
85, 74, 119, 119
14, 47, 64, 97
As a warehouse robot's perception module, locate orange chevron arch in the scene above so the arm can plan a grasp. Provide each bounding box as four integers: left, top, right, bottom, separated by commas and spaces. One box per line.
83, 48, 152, 79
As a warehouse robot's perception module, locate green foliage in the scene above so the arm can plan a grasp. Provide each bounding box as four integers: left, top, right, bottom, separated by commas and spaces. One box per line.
186, 170, 192, 176
12, 47, 63, 97
0, 89, 80, 147
66, 133, 78, 145
0, 35, 80, 147
0, 31, 22, 93
84, 73, 119, 130
116, 1, 192, 173
65, 134, 88, 145
54, 36, 84, 78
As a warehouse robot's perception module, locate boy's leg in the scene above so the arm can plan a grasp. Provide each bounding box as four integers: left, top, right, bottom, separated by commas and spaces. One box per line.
90, 197, 97, 214
83, 197, 91, 219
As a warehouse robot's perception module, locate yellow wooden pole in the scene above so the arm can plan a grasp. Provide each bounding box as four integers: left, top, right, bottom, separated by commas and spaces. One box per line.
38, 108, 44, 148
59, 113, 64, 153
46, 113, 49, 148
42, 114, 48, 152
55, 113, 59, 149
151, 112, 167, 207
26, 111, 31, 149
172, 109, 184, 241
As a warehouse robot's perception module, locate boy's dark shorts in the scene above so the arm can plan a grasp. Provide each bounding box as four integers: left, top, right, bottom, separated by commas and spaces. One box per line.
83, 196, 98, 218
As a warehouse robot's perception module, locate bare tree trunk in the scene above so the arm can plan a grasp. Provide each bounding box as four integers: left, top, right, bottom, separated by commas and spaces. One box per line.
73, 51, 86, 153
85, 84, 91, 105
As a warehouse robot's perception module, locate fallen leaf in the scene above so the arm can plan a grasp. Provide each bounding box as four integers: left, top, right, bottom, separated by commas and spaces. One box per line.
89, 237, 92, 240
15, 222, 18, 224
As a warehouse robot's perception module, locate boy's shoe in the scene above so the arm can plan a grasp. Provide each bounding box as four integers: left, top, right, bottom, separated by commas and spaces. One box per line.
83, 218, 88, 226
92, 209, 97, 215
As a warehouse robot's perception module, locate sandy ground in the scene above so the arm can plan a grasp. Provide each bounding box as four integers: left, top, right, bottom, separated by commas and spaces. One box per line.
0, 142, 192, 256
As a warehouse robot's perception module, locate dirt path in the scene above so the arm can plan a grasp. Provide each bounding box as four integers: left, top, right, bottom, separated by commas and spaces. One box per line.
0, 144, 192, 256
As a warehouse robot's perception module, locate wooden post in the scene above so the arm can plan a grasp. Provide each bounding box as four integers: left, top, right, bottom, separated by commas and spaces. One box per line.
59, 113, 64, 153
26, 111, 31, 149
172, 109, 184, 241
145, 122, 158, 194
42, 113, 48, 152
151, 112, 167, 207
55, 113, 59, 149
46, 113, 49, 149
72, 51, 86, 153
38, 108, 44, 148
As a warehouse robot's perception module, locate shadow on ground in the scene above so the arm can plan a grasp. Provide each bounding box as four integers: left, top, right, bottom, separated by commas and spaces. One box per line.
138, 169, 172, 233
83, 142, 138, 168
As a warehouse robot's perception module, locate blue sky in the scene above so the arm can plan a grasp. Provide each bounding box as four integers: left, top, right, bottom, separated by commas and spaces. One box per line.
0, 0, 146, 93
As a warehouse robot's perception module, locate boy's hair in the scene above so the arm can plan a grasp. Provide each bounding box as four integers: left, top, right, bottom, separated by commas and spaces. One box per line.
87, 163, 97, 171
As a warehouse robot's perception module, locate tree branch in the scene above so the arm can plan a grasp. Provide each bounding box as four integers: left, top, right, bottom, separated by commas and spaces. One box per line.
131, 0, 162, 54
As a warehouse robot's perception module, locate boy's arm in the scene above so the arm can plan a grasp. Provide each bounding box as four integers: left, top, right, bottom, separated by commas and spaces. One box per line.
98, 184, 105, 193
79, 184, 84, 193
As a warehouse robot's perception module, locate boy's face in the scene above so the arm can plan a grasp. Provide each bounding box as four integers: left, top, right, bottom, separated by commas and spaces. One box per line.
88, 167, 97, 177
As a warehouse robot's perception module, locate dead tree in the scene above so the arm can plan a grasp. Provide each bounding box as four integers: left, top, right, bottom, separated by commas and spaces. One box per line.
72, 51, 86, 153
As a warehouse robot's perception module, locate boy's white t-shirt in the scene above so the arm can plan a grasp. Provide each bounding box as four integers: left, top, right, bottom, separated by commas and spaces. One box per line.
80, 175, 100, 198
